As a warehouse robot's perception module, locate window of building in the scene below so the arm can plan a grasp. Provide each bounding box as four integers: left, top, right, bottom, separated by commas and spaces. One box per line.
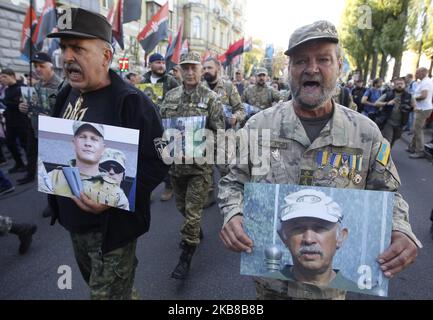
193, 16, 201, 38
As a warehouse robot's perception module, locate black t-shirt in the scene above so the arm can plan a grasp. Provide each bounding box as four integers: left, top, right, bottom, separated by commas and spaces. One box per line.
299, 111, 333, 143
56, 85, 118, 234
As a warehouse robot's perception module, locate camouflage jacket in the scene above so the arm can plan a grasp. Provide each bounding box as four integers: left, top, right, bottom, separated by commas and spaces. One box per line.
333, 86, 358, 111
160, 83, 225, 176
242, 84, 281, 109
41, 167, 129, 211
203, 79, 246, 123
218, 100, 421, 299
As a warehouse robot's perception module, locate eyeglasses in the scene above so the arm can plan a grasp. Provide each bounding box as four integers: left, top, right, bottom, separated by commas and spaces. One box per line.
100, 163, 125, 175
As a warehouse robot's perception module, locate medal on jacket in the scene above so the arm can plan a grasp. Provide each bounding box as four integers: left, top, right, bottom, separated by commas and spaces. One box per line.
329, 153, 341, 179
348, 154, 357, 180
352, 154, 363, 185
313, 151, 328, 180
339, 154, 350, 178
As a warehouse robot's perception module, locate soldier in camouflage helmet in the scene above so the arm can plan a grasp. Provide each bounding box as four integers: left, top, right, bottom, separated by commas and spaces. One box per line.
41, 122, 129, 211
160, 51, 225, 280
218, 20, 420, 300
242, 67, 281, 110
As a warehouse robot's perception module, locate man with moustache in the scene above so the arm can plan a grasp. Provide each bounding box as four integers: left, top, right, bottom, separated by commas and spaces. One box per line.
45, 8, 167, 299
218, 20, 420, 300
374, 78, 415, 147
265, 189, 367, 297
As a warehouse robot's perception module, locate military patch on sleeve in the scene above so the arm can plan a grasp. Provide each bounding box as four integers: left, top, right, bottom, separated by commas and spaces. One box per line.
376, 142, 391, 166
154, 137, 169, 161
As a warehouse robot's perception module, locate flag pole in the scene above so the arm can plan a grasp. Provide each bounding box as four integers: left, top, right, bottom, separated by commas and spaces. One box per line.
29, 0, 33, 87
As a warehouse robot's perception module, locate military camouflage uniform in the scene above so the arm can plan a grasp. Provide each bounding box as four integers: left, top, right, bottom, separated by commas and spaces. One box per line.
0, 215, 12, 236
204, 79, 246, 124
161, 83, 225, 245
40, 161, 129, 211
218, 100, 421, 300
70, 232, 139, 300
242, 84, 281, 110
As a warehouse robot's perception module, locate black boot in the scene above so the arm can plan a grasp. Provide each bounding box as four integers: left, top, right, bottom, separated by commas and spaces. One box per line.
10, 223, 37, 255
171, 243, 196, 280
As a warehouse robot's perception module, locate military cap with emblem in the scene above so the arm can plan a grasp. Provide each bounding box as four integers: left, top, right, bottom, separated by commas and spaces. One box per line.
179, 51, 201, 65
255, 67, 268, 76
72, 121, 105, 138
100, 148, 126, 171
284, 20, 339, 56
47, 8, 112, 43
280, 189, 343, 223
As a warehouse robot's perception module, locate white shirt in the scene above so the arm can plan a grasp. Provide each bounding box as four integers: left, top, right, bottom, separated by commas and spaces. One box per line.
150, 75, 162, 84
415, 77, 433, 111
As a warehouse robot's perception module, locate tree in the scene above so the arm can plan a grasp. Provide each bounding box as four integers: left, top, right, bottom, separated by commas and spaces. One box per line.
243, 39, 264, 78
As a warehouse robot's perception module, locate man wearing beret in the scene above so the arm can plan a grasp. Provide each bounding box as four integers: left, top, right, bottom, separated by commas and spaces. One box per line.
142, 53, 179, 202
46, 8, 168, 300
218, 20, 420, 300
160, 51, 224, 280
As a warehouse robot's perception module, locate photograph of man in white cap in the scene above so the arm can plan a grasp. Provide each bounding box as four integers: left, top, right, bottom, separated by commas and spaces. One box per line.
39, 121, 129, 211
266, 189, 362, 296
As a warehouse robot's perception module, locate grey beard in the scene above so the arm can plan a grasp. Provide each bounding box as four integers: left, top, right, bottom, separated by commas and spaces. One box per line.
289, 77, 336, 110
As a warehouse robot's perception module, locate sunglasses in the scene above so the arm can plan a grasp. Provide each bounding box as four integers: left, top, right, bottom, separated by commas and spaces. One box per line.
100, 163, 125, 175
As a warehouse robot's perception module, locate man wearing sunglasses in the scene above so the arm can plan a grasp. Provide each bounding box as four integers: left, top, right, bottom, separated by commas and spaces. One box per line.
99, 148, 126, 185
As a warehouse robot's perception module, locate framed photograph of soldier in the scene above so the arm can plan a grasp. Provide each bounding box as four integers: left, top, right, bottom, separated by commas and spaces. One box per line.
241, 183, 394, 297
161, 115, 207, 159
37, 116, 140, 213
136, 83, 163, 104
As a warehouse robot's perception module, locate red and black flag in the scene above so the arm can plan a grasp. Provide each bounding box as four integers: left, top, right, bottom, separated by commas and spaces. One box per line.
20, 3, 38, 61
225, 38, 244, 65
165, 19, 184, 71
137, 2, 169, 54
32, 0, 57, 50
107, 0, 124, 50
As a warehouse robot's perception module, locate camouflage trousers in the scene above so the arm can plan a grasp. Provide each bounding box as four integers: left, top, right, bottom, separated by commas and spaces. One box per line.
171, 174, 212, 246
254, 278, 346, 300
70, 232, 140, 300
0, 215, 12, 236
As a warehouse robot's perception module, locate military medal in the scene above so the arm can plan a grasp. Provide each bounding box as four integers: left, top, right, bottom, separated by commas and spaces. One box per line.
329, 153, 341, 179
339, 154, 350, 178
352, 155, 363, 185
348, 154, 357, 180
313, 151, 328, 180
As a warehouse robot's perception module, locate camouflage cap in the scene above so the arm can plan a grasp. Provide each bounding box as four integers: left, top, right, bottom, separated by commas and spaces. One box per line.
284, 20, 339, 56
280, 189, 343, 223
179, 51, 201, 65
100, 148, 126, 170
73, 121, 104, 138
255, 67, 268, 76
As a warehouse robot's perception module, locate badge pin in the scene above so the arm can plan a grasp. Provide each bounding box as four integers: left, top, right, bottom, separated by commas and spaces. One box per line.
353, 174, 363, 185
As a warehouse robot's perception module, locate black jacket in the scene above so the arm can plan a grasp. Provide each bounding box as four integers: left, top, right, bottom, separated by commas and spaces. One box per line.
1, 81, 28, 127
142, 71, 179, 98
48, 70, 169, 254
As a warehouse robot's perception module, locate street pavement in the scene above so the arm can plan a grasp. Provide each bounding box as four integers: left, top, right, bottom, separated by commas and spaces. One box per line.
0, 131, 432, 300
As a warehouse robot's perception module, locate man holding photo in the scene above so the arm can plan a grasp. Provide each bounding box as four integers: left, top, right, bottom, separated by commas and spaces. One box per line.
45, 8, 168, 300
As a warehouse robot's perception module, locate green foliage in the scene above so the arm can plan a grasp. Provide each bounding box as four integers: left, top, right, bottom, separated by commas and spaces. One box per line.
244, 39, 265, 78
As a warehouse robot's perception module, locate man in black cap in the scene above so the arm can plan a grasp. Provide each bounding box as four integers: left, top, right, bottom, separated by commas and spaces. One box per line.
46, 7, 168, 300
17, 52, 62, 185
142, 53, 179, 202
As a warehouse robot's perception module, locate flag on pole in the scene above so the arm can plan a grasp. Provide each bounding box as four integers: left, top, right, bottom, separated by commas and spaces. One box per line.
165, 19, 184, 71
107, 0, 124, 50
20, 4, 38, 61
181, 39, 189, 55
123, 0, 142, 24
225, 38, 244, 65
137, 2, 169, 54
244, 37, 253, 52
32, 0, 57, 50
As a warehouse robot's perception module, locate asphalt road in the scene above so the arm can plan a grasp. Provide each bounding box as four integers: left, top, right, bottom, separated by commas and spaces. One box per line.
1, 133, 432, 300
